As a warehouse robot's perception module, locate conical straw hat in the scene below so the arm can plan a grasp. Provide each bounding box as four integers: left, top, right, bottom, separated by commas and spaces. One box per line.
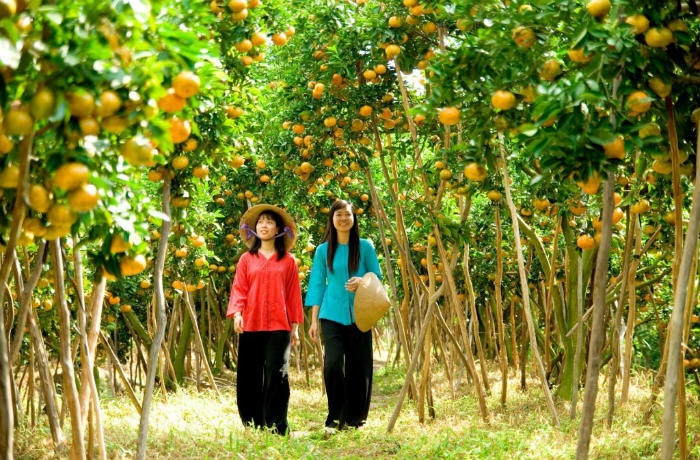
238, 204, 297, 251
354, 272, 390, 332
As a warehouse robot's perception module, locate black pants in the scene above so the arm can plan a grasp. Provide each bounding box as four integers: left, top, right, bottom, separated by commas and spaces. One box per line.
236, 330, 291, 435
320, 319, 373, 428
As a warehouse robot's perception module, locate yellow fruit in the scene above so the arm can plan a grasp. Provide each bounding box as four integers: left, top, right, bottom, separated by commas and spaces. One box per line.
512, 26, 535, 48
576, 171, 602, 195
68, 183, 99, 212
54, 162, 90, 191
648, 77, 671, 98
193, 164, 209, 178
0, 164, 20, 188
110, 234, 131, 254
78, 117, 100, 136
28, 184, 51, 213
0, 0, 17, 18
95, 90, 122, 118
487, 190, 502, 201
47, 203, 77, 226
66, 91, 95, 118
102, 115, 128, 134
121, 136, 155, 166
3, 107, 34, 135
639, 122, 661, 138
539, 59, 561, 81
586, 0, 611, 18
250, 31, 267, 46
271, 32, 287, 46
644, 27, 673, 48
0, 133, 13, 154
491, 90, 516, 110
228, 0, 246, 12
603, 135, 625, 160
29, 87, 57, 120
626, 90, 652, 117
438, 107, 460, 126
568, 48, 591, 63
235, 39, 253, 53
23, 217, 46, 237
385, 44, 401, 59
120, 254, 147, 276
464, 163, 487, 182
625, 14, 649, 34
388, 16, 402, 28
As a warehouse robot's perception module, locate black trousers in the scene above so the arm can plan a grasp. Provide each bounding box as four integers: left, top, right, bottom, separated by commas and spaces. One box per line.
236, 330, 291, 435
320, 319, 373, 428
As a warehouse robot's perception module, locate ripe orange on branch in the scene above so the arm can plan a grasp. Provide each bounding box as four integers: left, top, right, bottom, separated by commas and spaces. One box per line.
512, 26, 535, 48
586, 0, 610, 18
464, 163, 487, 182
54, 162, 90, 191
644, 27, 673, 48
603, 135, 626, 160
626, 90, 652, 117
438, 107, 460, 126
491, 90, 516, 110
625, 14, 649, 34
120, 254, 147, 276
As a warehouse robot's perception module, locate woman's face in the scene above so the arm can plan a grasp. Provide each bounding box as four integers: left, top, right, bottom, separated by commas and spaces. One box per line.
332, 204, 354, 232
256, 213, 279, 241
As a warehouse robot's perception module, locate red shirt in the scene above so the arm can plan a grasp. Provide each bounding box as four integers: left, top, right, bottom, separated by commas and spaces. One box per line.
226, 251, 303, 332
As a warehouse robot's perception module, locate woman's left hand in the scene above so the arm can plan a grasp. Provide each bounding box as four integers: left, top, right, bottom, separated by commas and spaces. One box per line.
291, 324, 300, 347
344, 276, 362, 292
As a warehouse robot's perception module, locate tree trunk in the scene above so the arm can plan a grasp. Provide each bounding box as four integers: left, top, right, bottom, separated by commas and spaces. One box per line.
660, 116, 700, 459
136, 173, 172, 459
576, 173, 615, 460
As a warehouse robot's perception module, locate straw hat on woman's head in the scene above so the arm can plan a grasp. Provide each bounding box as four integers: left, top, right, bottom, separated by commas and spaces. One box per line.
239, 204, 297, 251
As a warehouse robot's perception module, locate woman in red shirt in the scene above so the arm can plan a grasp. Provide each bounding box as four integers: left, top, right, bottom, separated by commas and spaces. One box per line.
227, 204, 303, 435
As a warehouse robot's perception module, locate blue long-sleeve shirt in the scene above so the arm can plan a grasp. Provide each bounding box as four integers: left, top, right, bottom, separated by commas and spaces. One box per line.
304, 239, 381, 325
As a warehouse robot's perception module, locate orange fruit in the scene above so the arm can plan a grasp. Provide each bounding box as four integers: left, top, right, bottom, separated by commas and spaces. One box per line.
639, 122, 661, 139
66, 91, 95, 118
54, 162, 90, 191
157, 88, 186, 113
95, 90, 122, 117
512, 26, 535, 48
539, 59, 561, 81
464, 162, 487, 182
491, 90, 516, 110
385, 44, 401, 59
323, 116, 337, 128
28, 184, 51, 213
625, 14, 649, 34
110, 234, 131, 254
102, 115, 128, 134
193, 165, 209, 178
487, 190, 502, 201
363, 69, 377, 81
626, 90, 652, 117
374, 64, 387, 75
68, 183, 99, 212
586, 0, 610, 18
228, 0, 246, 12
271, 32, 287, 46
603, 135, 625, 160
438, 107, 460, 126
120, 254, 147, 276
229, 155, 246, 168
359, 105, 373, 117
576, 171, 602, 194
47, 203, 77, 226
235, 39, 253, 53
388, 16, 402, 28
644, 27, 673, 48
577, 234, 595, 250
78, 117, 100, 136
172, 155, 190, 170
23, 217, 46, 237
3, 107, 34, 135
250, 31, 267, 46
169, 117, 192, 144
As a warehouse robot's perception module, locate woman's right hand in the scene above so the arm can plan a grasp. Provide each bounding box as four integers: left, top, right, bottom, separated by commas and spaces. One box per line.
309, 319, 319, 342
233, 313, 244, 334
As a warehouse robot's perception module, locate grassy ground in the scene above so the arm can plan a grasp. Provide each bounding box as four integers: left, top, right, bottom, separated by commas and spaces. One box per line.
14, 360, 698, 459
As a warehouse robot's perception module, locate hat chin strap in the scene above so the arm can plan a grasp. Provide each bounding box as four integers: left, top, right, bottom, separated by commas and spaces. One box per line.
240, 223, 295, 241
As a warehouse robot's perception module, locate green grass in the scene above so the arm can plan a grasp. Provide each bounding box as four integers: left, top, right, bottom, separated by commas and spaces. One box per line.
13, 363, 698, 459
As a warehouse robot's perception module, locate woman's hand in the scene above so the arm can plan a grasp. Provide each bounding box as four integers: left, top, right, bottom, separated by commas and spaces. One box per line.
344, 276, 362, 292
309, 318, 320, 342
233, 313, 244, 334
291, 323, 300, 347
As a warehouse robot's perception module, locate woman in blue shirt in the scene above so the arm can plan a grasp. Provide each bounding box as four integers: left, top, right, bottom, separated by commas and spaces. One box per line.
306, 199, 381, 431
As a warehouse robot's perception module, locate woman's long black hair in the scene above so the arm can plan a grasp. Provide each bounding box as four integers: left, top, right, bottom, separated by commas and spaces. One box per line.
249, 210, 287, 260
322, 199, 360, 273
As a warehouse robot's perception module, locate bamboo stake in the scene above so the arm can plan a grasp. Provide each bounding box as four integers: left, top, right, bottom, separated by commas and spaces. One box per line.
621, 214, 642, 403
494, 203, 508, 405
183, 290, 219, 394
